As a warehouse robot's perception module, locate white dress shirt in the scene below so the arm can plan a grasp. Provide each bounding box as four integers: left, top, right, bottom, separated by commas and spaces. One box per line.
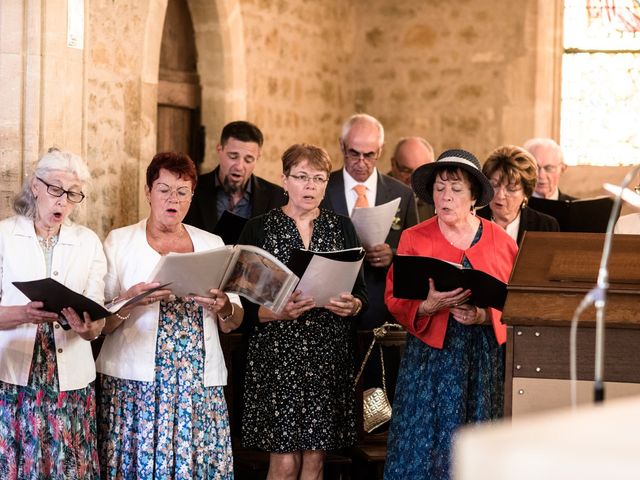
343, 168, 378, 215
96, 219, 240, 387
0, 215, 106, 391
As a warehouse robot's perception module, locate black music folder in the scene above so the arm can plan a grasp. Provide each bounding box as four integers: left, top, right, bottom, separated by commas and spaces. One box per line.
527, 196, 616, 233
213, 210, 248, 245
13, 278, 169, 330
392, 255, 507, 310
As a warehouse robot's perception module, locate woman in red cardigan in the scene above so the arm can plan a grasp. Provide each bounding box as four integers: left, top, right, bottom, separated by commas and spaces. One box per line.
383, 149, 518, 480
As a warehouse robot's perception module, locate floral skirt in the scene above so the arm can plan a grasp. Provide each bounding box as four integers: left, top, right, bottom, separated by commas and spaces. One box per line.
0, 323, 99, 480
97, 298, 233, 479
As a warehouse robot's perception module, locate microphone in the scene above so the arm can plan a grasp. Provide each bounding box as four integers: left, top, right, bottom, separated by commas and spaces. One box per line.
571, 165, 640, 407
570, 164, 640, 407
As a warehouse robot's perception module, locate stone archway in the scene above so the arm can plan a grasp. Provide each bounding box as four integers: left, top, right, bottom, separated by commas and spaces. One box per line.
137, 0, 247, 218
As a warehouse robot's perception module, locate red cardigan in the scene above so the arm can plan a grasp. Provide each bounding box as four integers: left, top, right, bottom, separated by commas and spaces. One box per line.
384, 217, 518, 348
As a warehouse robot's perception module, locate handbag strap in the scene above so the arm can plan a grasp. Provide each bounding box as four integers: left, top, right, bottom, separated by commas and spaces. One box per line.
354, 322, 403, 386
378, 343, 387, 394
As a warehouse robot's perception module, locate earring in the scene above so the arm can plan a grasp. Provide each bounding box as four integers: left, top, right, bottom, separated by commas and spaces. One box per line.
470, 204, 476, 216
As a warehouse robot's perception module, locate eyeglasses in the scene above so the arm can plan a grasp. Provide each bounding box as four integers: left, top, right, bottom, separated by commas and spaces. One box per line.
491, 183, 524, 196
154, 183, 193, 202
287, 174, 328, 185
36, 176, 85, 203
345, 147, 378, 162
537, 164, 561, 174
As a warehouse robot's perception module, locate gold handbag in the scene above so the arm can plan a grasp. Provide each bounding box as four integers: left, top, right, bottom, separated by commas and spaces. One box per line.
355, 323, 402, 433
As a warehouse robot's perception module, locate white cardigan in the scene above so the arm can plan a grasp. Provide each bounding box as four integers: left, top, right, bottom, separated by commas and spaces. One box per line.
0, 215, 106, 391
96, 219, 239, 387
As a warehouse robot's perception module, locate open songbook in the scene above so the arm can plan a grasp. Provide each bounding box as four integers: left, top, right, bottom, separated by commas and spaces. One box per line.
148, 245, 366, 313
148, 245, 298, 313
392, 255, 508, 310
287, 247, 365, 306
12, 278, 170, 330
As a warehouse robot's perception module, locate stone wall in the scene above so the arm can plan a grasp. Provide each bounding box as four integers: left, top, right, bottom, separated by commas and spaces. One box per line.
346, 0, 540, 168
0, 0, 634, 238
230, 0, 356, 180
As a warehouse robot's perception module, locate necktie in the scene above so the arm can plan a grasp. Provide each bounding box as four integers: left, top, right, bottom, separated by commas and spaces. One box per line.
353, 184, 369, 208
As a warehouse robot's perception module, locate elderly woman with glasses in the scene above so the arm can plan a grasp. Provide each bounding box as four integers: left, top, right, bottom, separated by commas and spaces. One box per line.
238, 144, 367, 480
0, 148, 106, 479
477, 145, 559, 245
96, 152, 243, 479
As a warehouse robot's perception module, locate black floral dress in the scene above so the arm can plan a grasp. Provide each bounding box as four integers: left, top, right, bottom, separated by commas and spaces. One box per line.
239, 208, 367, 453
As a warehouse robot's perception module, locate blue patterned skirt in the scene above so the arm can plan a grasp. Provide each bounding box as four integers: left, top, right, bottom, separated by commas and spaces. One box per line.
384, 319, 504, 480
97, 299, 233, 479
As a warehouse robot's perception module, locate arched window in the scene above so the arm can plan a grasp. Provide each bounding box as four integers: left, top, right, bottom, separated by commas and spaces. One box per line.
561, 0, 640, 166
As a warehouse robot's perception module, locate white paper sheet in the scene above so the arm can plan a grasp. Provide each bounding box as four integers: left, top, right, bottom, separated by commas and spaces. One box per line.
350, 197, 402, 247
295, 255, 364, 306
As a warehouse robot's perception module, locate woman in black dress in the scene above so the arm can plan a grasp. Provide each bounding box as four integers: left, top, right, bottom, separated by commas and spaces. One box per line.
239, 144, 367, 480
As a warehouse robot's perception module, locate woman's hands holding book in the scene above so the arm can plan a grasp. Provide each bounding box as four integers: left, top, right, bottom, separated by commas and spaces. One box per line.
61, 307, 105, 341
450, 304, 487, 326
103, 282, 173, 333
191, 288, 242, 333
259, 290, 315, 322
417, 278, 471, 317
324, 293, 362, 318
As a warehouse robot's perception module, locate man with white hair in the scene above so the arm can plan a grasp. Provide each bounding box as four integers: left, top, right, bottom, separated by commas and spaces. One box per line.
321, 113, 418, 328
523, 137, 576, 201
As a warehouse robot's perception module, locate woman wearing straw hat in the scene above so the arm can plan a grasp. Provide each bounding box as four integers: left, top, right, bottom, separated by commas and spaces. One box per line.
383, 149, 518, 480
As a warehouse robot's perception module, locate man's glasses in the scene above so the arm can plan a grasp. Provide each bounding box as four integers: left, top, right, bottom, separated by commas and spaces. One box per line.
345, 147, 378, 162
154, 183, 193, 202
36, 177, 85, 203
287, 174, 328, 185
537, 164, 561, 174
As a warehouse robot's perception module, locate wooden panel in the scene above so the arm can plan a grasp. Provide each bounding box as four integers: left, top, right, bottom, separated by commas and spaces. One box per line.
511, 377, 640, 416
157, 105, 192, 154
158, 80, 200, 109
511, 326, 640, 383
509, 232, 640, 292
503, 290, 640, 327
548, 249, 640, 284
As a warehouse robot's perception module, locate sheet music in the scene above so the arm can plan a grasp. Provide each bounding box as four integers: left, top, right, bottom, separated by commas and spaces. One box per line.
294, 250, 364, 306
350, 197, 401, 247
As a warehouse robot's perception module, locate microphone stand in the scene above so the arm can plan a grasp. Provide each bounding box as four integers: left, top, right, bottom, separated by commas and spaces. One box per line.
588, 165, 640, 403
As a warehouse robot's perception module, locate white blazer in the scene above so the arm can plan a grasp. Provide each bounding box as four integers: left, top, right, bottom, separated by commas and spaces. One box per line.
96, 219, 239, 387
0, 215, 106, 391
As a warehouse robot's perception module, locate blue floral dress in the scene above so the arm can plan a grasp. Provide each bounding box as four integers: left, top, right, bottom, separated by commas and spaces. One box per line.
97, 298, 233, 479
384, 224, 504, 480
0, 236, 99, 480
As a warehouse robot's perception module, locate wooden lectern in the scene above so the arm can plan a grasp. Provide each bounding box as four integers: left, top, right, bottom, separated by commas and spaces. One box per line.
502, 232, 640, 416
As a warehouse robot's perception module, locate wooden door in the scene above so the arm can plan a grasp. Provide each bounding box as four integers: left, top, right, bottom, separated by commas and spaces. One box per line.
157, 0, 204, 166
